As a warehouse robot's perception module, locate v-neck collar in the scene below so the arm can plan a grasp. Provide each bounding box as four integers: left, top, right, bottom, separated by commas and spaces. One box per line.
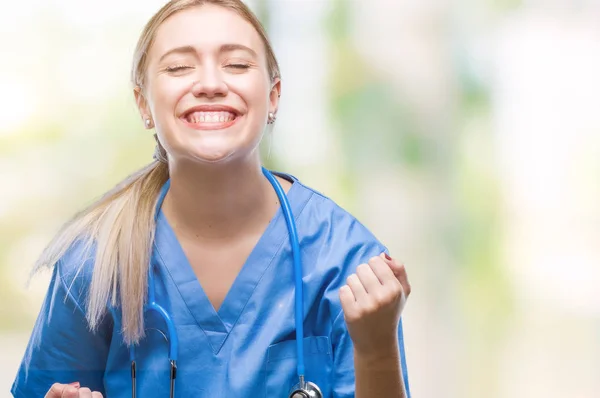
153, 172, 313, 354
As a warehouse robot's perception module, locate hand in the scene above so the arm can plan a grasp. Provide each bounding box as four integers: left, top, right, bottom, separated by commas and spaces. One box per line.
339, 253, 411, 358
45, 382, 104, 398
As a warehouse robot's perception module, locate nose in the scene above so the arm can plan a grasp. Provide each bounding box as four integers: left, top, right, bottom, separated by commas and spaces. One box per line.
191, 65, 228, 98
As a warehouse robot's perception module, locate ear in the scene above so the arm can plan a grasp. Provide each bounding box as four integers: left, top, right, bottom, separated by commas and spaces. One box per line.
269, 78, 281, 115
134, 86, 153, 129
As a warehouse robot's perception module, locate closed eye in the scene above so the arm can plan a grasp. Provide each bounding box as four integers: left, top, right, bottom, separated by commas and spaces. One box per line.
226, 64, 250, 69
165, 65, 192, 73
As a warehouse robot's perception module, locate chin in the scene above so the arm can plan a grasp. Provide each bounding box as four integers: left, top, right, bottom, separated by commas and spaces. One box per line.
169, 123, 261, 165
190, 149, 236, 164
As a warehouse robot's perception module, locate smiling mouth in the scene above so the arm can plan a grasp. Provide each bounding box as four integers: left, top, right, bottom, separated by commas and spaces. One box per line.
181, 111, 239, 130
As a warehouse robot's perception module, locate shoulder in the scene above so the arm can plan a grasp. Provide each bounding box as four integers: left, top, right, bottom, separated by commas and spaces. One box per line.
53, 238, 97, 313
290, 174, 388, 255
286, 174, 389, 279
287, 175, 390, 321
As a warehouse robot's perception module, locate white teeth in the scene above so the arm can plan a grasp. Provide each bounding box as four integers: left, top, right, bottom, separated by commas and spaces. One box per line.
185, 111, 235, 124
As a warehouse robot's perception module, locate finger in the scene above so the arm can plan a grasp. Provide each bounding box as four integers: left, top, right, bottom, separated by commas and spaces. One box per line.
77, 387, 92, 398
381, 253, 405, 277
368, 255, 397, 285
355, 263, 382, 293
397, 264, 410, 297
339, 285, 356, 313
346, 273, 368, 301
388, 255, 411, 297
62, 386, 81, 398
381, 253, 411, 296
91, 392, 104, 398
45, 383, 67, 398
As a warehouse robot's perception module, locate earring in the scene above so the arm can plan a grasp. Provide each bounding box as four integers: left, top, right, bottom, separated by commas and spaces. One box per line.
145, 118, 152, 128
267, 112, 276, 124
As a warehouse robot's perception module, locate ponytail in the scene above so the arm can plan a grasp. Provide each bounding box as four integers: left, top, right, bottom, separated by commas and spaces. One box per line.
33, 160, 169, 345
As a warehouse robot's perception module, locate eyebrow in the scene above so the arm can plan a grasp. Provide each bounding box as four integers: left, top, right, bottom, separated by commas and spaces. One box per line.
219, 43, 257, 58
158, 43, 258, 63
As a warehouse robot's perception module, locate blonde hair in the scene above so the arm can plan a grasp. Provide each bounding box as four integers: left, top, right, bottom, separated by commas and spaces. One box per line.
34, 0, 281, 345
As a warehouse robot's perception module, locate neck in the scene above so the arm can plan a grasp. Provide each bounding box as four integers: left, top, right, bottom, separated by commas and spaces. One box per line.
161, 159, 279, 242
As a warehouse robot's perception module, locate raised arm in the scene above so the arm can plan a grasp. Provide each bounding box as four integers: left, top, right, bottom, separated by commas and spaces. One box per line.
338, 253, 411, 398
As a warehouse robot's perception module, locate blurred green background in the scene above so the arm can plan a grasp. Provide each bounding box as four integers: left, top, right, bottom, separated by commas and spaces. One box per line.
1, 0, 599, 397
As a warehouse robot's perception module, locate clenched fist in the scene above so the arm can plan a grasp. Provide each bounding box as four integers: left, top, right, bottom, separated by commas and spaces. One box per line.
339, 252, 410, 358
44, 382, 103, 398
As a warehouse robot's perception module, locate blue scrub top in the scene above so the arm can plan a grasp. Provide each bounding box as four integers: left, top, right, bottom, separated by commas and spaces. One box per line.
12, 172, 411, 398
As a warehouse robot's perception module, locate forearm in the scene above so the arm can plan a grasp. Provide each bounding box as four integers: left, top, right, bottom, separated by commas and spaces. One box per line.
354, 339, 406, 398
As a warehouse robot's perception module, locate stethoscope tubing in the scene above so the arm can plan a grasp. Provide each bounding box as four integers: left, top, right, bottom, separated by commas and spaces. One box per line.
116, 168, 314, 397
261, 168, 306, 378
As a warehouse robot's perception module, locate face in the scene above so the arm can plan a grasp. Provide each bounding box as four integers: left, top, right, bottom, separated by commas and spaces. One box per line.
135, 5, 280, 165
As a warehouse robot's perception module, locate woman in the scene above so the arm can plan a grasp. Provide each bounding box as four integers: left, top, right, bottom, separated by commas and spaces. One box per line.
12, 1, 412, 397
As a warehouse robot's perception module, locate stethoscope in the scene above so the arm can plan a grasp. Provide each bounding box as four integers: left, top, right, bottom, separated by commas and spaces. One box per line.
119, 167, 322, 398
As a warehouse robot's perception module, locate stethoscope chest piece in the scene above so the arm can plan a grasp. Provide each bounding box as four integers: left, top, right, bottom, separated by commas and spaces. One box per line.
288, 381, 323, 398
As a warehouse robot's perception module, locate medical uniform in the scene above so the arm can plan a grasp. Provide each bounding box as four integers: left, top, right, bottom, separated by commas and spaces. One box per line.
12, 173, 411, 397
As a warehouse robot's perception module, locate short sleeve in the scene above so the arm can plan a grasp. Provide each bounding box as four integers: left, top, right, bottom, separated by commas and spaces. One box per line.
11, 263, 111, 397
330, 311, 411, 398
